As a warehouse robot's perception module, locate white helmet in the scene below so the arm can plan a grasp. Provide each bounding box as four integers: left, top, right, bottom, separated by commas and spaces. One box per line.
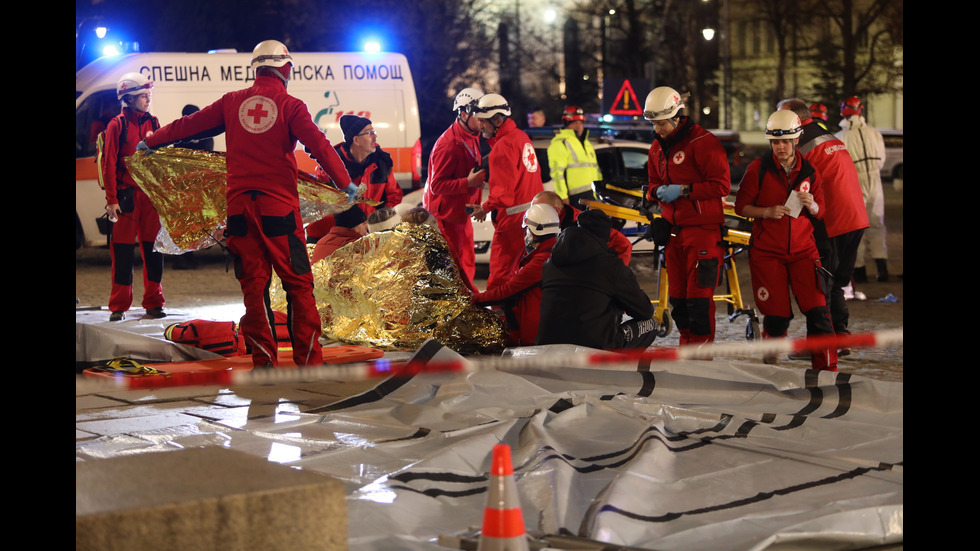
474, 93, 511, 119
250, 40, 293, 71
453, 87, 484, 112
523, 204, 561, 237
116, 72, 153, 100
765, 110, 803, 140
643, 86, 685, 121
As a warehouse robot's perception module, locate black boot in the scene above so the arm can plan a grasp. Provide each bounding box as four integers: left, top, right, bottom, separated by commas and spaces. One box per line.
853, 266, 868, 283
875, 258, 889, 282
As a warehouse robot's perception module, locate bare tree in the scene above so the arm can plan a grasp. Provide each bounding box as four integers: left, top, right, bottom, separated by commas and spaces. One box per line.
749, 0, 808, 106
809, 0, 902, 105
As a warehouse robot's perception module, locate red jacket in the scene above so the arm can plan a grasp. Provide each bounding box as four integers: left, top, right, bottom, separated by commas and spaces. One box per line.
306, 142, 404, 240
735, 152, 825, 256
145, 74, 351, 209
482, 118, 545, 232
424, 120, 484, 225
317, 143, 403, 210
473, 236, 555, 346
797, 119, 869, 238
645, 118, 730, 227
99, 107, 159, 205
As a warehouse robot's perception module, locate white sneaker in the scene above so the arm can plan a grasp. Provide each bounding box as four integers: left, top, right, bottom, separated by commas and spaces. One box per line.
854, 290, 867, 301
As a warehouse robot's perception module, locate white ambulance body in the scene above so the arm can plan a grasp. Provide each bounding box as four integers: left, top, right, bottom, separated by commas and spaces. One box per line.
75, 50, 421, 248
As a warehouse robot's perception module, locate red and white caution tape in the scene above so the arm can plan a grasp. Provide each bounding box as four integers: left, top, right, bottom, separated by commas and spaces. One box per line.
76, 329, 902, 393
74, 356, 468, 394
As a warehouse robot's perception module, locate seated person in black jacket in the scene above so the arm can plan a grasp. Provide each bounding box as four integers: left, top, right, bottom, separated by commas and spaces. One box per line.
536, 209, 659, 350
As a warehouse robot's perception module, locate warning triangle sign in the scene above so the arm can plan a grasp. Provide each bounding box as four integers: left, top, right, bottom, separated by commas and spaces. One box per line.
609, 79, 643, 115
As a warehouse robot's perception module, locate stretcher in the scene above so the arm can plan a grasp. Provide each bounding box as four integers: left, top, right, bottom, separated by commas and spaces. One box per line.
582, 181, 761, 340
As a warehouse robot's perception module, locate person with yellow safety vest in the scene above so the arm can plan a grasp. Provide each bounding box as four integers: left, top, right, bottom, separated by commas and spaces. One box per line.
547, 106, 602, 208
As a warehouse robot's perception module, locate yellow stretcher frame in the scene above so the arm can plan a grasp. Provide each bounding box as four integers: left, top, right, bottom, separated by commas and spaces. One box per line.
581, 183, 761, 340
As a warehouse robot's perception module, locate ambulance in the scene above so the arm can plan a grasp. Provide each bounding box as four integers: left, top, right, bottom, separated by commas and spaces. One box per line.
75, 50, 422, 248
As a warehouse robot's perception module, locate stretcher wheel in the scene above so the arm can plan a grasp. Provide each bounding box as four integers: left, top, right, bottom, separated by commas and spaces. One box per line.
746, 317, 761, 341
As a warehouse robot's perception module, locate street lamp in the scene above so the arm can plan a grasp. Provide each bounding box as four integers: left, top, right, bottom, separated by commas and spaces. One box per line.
545, 7, 564, 100
599, 8, 617, 105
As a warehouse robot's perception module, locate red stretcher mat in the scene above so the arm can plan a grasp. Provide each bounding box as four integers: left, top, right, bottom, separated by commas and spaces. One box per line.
81, 345, 387, 381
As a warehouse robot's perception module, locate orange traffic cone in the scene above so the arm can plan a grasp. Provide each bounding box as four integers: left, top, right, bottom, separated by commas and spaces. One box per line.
478, 444, 529, 551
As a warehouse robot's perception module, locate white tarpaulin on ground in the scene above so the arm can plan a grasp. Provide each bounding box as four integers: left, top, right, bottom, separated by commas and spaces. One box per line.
75, 339, 902, 550
75, 309, 222, 365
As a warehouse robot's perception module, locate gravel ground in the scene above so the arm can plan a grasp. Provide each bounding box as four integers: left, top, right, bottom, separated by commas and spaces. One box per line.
76, 183, 903, 382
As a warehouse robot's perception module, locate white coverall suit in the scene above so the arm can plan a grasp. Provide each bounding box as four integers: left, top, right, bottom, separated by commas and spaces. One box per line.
836, 115, 887, 269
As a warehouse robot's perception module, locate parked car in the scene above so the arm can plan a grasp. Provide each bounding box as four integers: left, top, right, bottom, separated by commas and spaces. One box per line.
878, 129, 904, 181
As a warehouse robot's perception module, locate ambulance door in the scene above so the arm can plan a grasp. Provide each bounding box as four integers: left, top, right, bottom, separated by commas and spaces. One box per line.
75, 89, 119, 248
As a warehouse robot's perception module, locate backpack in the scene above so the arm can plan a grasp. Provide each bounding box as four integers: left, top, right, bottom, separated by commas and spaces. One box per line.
95, 113, 160, 190
238, 310, 293, 353
164, 319, 247, 357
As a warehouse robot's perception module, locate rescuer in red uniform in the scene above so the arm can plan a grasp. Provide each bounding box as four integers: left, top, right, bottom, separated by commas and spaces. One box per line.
468, 93, 544, 290
777, 98, 868, 345
423, 88, 487, 287
141, 40, 355, 368
304, 114, 403, 242
99, 72, 167, 322
735, 110, 837, 371
643, 86, 731, 346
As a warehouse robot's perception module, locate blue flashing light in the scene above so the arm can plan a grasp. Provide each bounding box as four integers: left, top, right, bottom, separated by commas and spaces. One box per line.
102, 44, 121, 57
362, 39, 382, 53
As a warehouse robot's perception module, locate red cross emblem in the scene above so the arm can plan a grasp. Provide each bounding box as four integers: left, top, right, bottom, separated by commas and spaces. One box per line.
239, 95, 278, 134
522, 143, 539, 173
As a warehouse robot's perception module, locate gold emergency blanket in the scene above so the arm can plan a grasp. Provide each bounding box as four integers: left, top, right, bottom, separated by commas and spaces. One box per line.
270, 223, 508, 355
125, 147, 373, 254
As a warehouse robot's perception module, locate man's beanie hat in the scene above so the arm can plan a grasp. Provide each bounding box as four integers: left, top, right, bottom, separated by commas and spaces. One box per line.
334, 206, 368, 228
340, 114, 372, 144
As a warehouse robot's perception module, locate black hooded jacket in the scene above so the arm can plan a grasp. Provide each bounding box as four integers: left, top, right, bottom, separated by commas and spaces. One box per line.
536, 213, 653, 349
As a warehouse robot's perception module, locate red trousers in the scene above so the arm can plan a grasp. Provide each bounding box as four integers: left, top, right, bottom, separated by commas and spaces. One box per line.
226, 193, 323, 367
436, 218, 476, 287
664, 225, 724, 345
109, 187, 165, 313
749, 246, 838, 371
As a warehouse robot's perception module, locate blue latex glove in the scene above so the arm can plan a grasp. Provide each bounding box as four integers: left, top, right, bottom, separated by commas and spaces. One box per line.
344, 183, 358, 201
656, 184, 683, 203
136, 140, 153, 154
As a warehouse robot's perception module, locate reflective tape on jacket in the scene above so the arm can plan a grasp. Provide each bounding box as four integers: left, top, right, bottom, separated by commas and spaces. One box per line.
551, 135, 601, 198
505, 201, 533, 216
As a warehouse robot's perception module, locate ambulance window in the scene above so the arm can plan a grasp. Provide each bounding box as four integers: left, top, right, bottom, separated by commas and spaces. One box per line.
76, 91, 119, 158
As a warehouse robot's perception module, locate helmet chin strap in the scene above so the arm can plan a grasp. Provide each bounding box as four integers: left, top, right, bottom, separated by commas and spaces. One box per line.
265, 64, 292, 86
